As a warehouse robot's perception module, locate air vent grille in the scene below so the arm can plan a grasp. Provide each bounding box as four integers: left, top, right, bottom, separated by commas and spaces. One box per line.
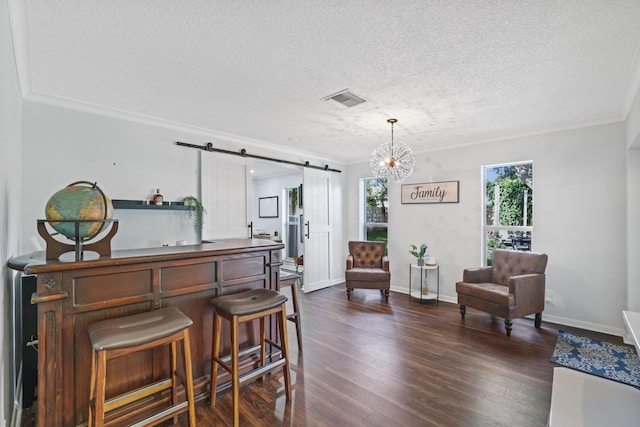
322, 89, 367, 108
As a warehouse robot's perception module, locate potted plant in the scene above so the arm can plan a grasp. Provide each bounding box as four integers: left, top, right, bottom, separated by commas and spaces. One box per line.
409, 243, 428, 266
183, 195, 205, 235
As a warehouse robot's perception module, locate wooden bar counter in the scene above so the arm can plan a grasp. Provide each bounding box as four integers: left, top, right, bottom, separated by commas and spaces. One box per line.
9, 239, 284, 427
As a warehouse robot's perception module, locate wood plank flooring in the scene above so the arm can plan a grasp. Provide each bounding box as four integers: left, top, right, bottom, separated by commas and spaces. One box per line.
177, 284, 624, 427
21, 284, 626, 426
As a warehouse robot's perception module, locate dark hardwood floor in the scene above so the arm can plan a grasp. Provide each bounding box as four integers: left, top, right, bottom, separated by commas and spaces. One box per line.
21, 284, 625, 426
178, 284, 622, 427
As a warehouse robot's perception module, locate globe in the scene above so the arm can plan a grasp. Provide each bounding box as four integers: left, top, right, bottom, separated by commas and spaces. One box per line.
45, 181, 114, 241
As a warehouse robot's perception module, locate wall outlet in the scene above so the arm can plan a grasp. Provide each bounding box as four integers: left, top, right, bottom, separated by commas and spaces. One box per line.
545, 291, 555, 305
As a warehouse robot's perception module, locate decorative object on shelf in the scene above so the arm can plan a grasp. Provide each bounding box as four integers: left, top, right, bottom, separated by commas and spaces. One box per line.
152, 189, 164, 205
401, 180, 460, 204
183, 195, 205, 232
425, 256, 437, 266
409, 243, 428, 266
41, 181, 118, 260
370, 118, 415, 184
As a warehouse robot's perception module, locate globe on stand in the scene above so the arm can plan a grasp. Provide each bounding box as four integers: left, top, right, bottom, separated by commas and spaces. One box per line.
39, 181, 118, 260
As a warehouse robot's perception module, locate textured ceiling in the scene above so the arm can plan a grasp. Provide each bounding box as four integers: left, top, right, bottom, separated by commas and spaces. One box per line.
20, 0, 640, 164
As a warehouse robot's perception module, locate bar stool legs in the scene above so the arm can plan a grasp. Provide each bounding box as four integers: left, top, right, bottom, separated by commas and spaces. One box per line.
210, 288, 292, 427
280, 272, 303, 351
87, 307, 196, 427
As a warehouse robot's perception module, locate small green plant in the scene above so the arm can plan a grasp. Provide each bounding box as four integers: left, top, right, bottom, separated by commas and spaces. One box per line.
409, 243, 428, 259
183, 195, 205, 232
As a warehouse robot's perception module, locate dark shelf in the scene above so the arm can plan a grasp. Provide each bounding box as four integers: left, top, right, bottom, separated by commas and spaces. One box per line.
112, 199, 189, 211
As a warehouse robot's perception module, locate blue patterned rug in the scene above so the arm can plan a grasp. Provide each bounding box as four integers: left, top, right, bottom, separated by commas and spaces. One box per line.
550, 330, 640, 387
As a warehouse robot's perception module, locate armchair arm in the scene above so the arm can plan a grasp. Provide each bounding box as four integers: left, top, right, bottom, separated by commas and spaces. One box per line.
346, 254, 354, 270
382, 256, 389, 272
508, 273, 545, 305
462, 267, 492, 283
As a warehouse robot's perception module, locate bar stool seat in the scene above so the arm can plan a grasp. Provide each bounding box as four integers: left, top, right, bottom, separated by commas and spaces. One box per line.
88, 306, 196, 427
210, 288, 292, 427
280, 272, 303, 351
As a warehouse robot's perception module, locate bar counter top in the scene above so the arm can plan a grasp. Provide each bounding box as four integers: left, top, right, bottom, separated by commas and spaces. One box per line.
9, 238, 283, 274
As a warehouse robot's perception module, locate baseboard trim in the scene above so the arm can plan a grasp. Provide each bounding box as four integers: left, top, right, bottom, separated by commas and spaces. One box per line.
389, 286, 627, 338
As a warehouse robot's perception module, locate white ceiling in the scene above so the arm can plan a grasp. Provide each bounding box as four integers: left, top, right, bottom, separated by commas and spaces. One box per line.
15, 0, 640, 164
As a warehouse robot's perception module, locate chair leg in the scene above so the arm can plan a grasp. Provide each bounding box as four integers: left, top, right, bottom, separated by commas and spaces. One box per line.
170, 341, 178, 425
289, 281, 303, 351
231, 316, 240, 427
346, 288, 353, 300
383, 289, 389, 302
535, 312, 542, 328
93, 350, 108, 427
182, 330, 197, 427
505, 319, 513, 336
459, 304, 466, 319
88, 350, 97, 427
210, 313, 222, 407
277, 304, 292, 400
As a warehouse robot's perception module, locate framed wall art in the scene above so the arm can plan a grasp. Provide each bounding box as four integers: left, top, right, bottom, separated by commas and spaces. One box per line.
258, 196, 279, 218
401, 181, 459, 204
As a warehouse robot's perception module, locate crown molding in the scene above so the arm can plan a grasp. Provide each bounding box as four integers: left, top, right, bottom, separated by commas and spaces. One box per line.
23, 91, 344, 169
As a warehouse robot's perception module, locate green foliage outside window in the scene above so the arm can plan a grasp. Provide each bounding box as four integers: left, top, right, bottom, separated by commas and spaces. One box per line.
485, 165, 532, 227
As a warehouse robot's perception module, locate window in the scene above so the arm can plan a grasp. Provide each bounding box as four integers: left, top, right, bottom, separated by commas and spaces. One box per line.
361, 178, 388, 243
483, 161, 533, 265
283, 186, 301, 259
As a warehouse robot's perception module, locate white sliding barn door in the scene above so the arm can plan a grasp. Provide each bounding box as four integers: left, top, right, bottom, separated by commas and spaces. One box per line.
302, 168, 332, 292
201, 153, 251, 240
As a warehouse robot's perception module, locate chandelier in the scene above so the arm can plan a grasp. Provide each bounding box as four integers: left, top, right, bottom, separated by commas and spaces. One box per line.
370, 118, 415, 183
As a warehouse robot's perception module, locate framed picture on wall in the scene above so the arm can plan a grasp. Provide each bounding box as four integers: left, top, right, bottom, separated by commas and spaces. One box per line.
259, 196, 279, 218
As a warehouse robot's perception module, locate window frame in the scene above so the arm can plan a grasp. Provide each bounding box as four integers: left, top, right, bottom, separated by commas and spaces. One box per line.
360, 177, 388, 243
481, 161, 534, 266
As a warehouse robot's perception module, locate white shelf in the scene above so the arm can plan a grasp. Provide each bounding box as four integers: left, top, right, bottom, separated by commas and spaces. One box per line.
410, 264, 438, 270
409, 263, 439, 304
410, 290, 437, 300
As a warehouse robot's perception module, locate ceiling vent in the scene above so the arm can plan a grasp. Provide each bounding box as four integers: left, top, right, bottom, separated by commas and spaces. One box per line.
322, 89, 367, 108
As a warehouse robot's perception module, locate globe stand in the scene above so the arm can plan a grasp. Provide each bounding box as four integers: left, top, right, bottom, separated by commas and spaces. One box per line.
37, 219, 119, 261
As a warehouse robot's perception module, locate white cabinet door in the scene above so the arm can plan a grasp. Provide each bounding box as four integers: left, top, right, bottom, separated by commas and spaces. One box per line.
201, 153, 251, 240
302, 168, 332, 292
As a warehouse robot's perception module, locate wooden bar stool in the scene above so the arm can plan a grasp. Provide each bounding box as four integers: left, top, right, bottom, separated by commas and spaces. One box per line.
87, 306, 196, 427
210, 288, 291, 427
280, 272, 303, 351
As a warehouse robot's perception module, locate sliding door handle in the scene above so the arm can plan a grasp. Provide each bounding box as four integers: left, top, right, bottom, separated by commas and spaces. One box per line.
304, 221, 310, 239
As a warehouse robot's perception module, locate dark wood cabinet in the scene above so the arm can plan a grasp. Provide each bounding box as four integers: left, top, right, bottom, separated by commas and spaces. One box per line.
9, 239, 284, 427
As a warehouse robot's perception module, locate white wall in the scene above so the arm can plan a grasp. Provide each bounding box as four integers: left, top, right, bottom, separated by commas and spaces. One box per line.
347, 122, 629, 335
627, 84, 640, 311
1, 0, 23, 424
21, 101, 203, 250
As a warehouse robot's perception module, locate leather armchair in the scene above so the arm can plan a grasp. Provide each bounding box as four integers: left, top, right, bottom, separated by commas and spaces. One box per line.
345, 241, 390, 301
456, 249, 548, 336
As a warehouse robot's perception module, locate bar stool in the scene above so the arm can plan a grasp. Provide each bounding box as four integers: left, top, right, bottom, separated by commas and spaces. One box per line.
87, 306, 196, 427
210, 288, 291, 427
280, 272, 303, 351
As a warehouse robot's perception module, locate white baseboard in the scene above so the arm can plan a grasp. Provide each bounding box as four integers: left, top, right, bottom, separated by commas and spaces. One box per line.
388, 286, 627, 338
